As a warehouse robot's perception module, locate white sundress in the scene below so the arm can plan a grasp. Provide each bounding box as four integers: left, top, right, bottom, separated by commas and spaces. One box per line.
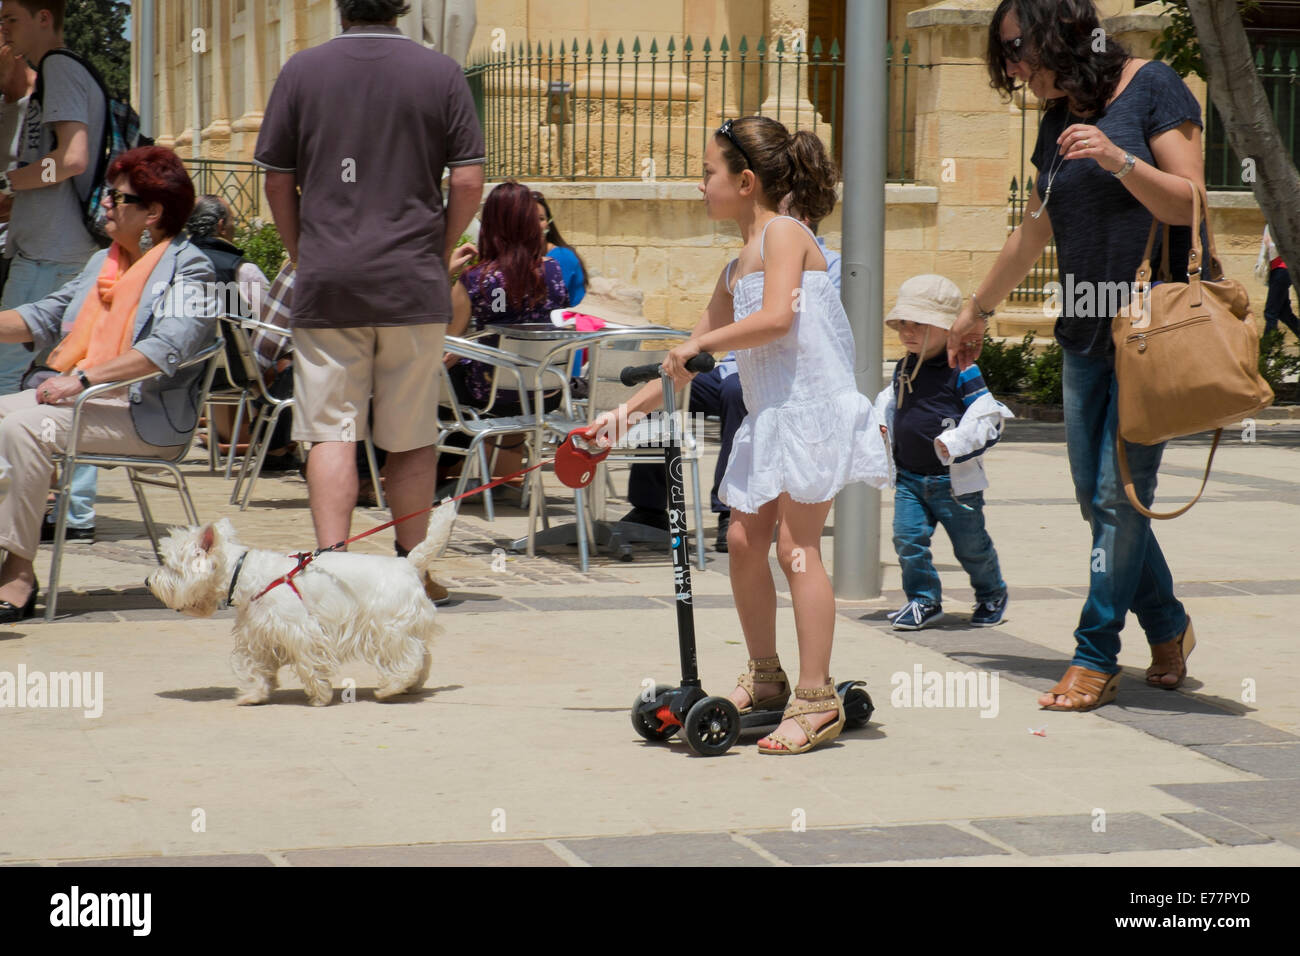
718, 216, 892, 513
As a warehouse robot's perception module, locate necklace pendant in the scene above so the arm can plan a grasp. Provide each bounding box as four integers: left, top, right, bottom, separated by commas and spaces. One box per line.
1031, 188, 1051, 220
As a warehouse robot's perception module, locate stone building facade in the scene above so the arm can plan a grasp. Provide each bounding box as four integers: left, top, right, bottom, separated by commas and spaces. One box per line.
131, 0, 1288, 353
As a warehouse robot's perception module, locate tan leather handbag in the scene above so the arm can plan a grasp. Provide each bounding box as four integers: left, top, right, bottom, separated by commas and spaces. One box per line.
1111, 180, 1273, 519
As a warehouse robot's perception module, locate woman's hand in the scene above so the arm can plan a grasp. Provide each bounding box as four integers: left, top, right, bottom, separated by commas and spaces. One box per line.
1058, 123, 1125, 173
662, 340, 703, 385
443, 351, 460, 369
35, 374, 84, 405
947, 298, 986, 371
448, 242, 478, 280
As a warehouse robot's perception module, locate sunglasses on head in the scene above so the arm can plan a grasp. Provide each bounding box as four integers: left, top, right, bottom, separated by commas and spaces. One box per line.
1001, 35, 1025, 64
716, 118, 755, 171
105, 188, 145, 208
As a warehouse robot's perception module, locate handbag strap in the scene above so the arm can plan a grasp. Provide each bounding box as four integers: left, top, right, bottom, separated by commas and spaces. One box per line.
1117, 429, 1221, 520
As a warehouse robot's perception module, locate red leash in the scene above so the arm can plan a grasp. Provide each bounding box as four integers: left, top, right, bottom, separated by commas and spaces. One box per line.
248, 428, 610, 602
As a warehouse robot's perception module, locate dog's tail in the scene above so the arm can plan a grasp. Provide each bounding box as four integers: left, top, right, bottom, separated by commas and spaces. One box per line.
404, 499, 458, 577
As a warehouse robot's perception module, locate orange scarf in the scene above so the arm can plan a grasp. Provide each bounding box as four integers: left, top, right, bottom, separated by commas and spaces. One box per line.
48, 239, 172, 374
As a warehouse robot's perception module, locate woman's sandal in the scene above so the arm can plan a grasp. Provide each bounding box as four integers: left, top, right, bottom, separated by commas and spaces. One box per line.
758, 682, 846, 755
1146, 617, 1195, 689
735, 656, 790, 715
1040, 665, 1121, 712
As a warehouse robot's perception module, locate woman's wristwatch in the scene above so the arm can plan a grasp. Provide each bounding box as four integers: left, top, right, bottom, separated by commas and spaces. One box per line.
1112, 151, 1137, 179
75, 370, 92, 390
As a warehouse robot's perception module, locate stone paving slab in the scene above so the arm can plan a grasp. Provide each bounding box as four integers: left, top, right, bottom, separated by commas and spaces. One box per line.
57, 854, 274, 867
559, 833, 770, 867
1188, 743, 1300, 779
284, 843, 566, 867
746, 824, 1006, 865
1162, 812, 1274, 847
969, 813, 1207, 857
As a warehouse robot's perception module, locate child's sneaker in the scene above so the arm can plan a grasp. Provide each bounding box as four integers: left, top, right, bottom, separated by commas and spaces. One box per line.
970, 593, 1008, 627
891, 599, 943, 631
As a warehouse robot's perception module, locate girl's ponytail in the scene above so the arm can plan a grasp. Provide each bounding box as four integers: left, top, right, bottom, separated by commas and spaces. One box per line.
785, 130, 838, 224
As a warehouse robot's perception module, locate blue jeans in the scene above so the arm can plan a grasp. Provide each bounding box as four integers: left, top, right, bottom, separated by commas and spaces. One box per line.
893, 468, 1006, 607
1, 254, 96, 528
1062, 350, 1188, 673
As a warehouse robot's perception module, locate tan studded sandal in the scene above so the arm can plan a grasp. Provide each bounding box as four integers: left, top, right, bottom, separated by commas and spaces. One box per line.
735, 655, 791, 715
758, 681, 846, 755
1146, 617, 1195, 689
1040, 665, 1121, 712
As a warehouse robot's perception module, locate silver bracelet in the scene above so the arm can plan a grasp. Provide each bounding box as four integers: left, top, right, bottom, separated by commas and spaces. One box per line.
1112, 151, 1136, 180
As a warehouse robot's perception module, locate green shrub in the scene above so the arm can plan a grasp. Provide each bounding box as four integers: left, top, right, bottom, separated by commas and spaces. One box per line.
1024, 340, 1064, 405
234, 220, 288, 279
1258, 330, 1300, 399
976, 330, 1034, 397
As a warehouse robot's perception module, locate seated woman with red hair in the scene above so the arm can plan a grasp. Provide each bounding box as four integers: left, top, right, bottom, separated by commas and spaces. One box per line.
0, 146, 219, 621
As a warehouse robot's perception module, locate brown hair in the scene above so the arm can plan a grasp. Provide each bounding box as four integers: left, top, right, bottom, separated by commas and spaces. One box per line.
715, 116, 838, 223
14, 0, 65, 33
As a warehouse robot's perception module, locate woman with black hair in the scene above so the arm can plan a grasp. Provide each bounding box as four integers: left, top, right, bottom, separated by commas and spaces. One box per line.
532, 190, 588, 307
946, 0, 1205, 711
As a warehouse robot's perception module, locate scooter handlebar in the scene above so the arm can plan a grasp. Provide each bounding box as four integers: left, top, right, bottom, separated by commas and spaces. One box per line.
619, 352, 715, 386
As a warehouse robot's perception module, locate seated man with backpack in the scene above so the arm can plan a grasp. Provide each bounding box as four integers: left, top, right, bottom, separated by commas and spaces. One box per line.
0, 0, 145, 541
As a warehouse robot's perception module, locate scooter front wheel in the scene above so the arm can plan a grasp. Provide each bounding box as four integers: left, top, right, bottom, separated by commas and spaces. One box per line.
684, 696, 741, 756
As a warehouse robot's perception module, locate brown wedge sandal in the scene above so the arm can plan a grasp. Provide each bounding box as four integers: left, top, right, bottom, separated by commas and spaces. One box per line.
758, 682, 846, 755
1040, 665, 1121, 712
1146, 618, 1196, 689
735, 656, 790, 715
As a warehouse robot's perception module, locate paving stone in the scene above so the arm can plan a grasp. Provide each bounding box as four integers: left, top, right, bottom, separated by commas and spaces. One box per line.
1101, 709, 1298, 746
515, 595, 663, 611
1162, 812, 1273, 847
60, 854, 274, 866
1189, 744, 1300, 779
1171, 581, 1256, 598
284, 842, 566, 867
970, 813, 1205, 856
559, 833, 770, 866
1233, 579, 1300, 595
747, 824, 1005, 864
1158, 781, 1300, 827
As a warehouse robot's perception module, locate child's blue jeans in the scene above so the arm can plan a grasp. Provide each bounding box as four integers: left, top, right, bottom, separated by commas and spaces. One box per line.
893, 467, 1006, 606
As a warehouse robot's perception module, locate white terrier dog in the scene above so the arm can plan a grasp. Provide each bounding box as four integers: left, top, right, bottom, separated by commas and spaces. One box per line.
147, 504, 457, 706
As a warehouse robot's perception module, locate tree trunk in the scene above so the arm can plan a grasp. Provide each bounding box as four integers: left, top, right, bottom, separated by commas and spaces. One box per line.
1186, 0, 1300, 304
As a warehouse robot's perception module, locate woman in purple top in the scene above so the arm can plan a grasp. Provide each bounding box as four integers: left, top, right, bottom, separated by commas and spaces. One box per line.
445, 181, 568, 480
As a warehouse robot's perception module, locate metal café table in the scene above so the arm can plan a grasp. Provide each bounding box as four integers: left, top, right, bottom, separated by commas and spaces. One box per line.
485, 322, 702, 571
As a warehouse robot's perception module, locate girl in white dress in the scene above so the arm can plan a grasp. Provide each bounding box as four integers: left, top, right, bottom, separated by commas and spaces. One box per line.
593, 117, 890, 754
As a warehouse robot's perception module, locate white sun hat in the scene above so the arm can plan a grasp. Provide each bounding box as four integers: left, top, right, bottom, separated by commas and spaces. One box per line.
886, 274, 963, 332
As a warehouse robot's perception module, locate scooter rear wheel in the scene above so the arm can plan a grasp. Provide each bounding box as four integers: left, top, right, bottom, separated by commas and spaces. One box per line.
631, 684, 680, 741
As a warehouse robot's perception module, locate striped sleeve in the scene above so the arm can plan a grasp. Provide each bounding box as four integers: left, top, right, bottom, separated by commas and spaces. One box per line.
957, 364, 990, 406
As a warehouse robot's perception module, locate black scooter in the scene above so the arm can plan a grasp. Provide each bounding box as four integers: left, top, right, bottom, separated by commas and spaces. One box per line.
622, 356, 874, 756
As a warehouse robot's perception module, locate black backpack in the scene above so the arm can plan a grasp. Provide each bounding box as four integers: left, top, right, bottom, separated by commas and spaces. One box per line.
34, 49, 153, 248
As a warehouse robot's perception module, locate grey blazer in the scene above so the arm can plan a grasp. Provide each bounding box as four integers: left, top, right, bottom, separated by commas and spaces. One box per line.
18, 238, 221, 448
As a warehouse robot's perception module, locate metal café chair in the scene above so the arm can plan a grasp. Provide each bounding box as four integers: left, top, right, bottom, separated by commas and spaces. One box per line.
512, 326, 708, 572
218, 315, 384, 511
436, 335, 567, 522
45, 339, 224, 621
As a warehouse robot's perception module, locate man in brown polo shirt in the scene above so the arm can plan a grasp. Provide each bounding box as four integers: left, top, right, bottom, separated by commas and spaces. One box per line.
254, 0, 484, 553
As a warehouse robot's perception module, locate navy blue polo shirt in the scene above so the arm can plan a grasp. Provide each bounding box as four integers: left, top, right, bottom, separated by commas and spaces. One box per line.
891, 353, 991, 475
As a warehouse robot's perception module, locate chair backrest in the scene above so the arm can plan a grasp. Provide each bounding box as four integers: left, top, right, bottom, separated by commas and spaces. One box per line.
217, 316, 274, 402
585, 334, 691, 426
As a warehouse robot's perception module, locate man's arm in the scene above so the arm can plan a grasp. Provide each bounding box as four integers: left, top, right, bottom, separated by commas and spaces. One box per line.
6, 120, 89, 189
443, 163, 483, 264
264, 172, 301, 264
